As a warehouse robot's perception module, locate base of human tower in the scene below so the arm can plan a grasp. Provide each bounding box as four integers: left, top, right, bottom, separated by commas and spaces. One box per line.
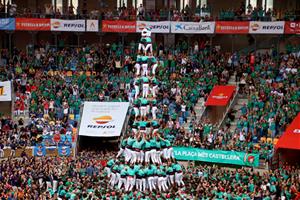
104, 28, 185, 196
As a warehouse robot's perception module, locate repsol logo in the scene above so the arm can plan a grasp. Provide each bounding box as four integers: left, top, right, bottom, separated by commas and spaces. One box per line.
64, 24, 84, 28
87, 125, 115, 128
151, 25, 169, 29
262, 25, 283, 30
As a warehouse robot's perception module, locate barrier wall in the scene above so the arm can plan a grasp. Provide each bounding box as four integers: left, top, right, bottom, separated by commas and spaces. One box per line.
1, 18, 300, 34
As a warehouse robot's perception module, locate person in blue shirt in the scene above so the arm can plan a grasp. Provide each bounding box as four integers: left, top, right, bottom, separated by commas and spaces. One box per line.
132, 136, 144, 164
141, 56, 149, 77
125, 135, 135, 163
110, 163, 119, 189
125, 165, 136, 192
151, 59, 158, 76
173, 162, 185, 187
151, 99, 158, 120
118, 166, 128, 190
134, 77, 140, 99
105, 158, 114, 177
117, 139, 127, 158
142, 76, 150, 99
144, 136, 152, 164
135, 166, 145, 191
139, 97, 148, 121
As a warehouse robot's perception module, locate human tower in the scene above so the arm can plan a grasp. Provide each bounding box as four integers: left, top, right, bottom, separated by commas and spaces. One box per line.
105, 28, 184, 193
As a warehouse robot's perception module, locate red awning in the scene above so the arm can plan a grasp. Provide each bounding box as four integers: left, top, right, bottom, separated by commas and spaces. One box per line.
205, 85, 236, 106
276, 112, 300, 150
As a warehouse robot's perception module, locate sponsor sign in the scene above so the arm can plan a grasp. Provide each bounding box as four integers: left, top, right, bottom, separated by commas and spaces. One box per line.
16, 18, 50, 31
0, 81, 11, 101
102, 20, 136, 33
58, 146, 71, 156
86, 19, 99, 32
170, 21, 215, 34
215, 21, 249, 34
284, 21, 300, 34
205, 85, 236, 106
0, 18, 15, 30
276, 113, 300, 150
173, 147, 259, 167
79, 102, 129, 137
249, 21, 285, 34
136, 21, 170, 33
33, 144, 46, 156
51, 19, 85, 32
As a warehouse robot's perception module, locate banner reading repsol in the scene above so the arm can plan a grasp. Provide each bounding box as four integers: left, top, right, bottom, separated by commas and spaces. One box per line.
51, 19, 85, 32
173, 147, 259, 167
79, 102, 130, 137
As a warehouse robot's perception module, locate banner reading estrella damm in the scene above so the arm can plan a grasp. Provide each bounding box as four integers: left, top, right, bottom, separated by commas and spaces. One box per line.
173, 147, 259, 167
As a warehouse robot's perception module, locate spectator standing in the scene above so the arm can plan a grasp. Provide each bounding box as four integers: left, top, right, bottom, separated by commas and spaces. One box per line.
137, 4, 145, 20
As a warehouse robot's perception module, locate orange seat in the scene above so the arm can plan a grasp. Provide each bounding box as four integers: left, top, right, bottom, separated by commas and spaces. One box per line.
267, 137, 272, 143
67, 71, 73, 77
86, 71, 91, 76
260, 137, 266, 142
273, 138, 279, 145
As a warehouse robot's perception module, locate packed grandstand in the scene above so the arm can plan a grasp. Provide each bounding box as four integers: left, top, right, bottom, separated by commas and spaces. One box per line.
0, 0, 299, 199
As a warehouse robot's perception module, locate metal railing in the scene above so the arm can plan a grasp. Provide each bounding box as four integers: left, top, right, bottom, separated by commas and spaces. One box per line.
217, 86, 240, 130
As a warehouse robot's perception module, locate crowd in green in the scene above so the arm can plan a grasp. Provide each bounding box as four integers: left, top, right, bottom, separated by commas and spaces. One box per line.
0, 38, 299, 199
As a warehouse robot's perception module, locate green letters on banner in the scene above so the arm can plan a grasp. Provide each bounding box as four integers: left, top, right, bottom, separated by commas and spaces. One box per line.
173, 147, 259, 167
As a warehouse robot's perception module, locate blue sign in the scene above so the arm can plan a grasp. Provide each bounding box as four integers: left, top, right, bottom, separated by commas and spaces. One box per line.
33, 144, 46, 156
58, 146, 71, 156
0, 18, 15, 30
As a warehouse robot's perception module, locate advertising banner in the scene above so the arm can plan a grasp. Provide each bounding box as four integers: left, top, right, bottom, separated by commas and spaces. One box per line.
215, 21, 249, 34
284, 21, 300, 34
0, 81, 11, 101
16, 18, 50, 31
86, 19, 99, 32
173, 147, 259, 167
136, 21, 170, 33
249, 21, 285, 34
51, 19, 85, 32
102, 20, 136, 33
276, 113, 300, 150
79, 102, 129, 137
170, 21, 215, 34
33, 145, 46, 156
0, 18, 15, 30
205, 85, 236, 106
58, 146, 71, 156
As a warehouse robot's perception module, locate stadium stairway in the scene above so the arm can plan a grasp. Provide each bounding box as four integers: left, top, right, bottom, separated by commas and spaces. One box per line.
183, 97, 205, 133
228, 97, 248, 133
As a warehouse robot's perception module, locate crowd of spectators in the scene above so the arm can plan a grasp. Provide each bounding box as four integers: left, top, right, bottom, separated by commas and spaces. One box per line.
173, 51, 299, 163
0, 152, 299, 199
0, 36, 299, 198
0, 39, 299, 157
0, 1, 298, 22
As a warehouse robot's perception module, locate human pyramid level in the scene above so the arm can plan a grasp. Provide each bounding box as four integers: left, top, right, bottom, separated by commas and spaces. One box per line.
105, 28, 184, 193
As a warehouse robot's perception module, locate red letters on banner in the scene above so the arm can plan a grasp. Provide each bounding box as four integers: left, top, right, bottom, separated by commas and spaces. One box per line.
284, 21, 300, 34
215, 21, 249, 34
16, 18, 51, 31
102, 20, 136, 33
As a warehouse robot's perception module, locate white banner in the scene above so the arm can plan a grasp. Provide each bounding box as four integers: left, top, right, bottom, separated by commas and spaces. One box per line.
136, 21, 170, 33
0, 81, 11, 101
51, 19, 85, 32
249, 21, 285, 34
171, 21, 215, 34
79, 102, 129, 137
86, 20, 99, 32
